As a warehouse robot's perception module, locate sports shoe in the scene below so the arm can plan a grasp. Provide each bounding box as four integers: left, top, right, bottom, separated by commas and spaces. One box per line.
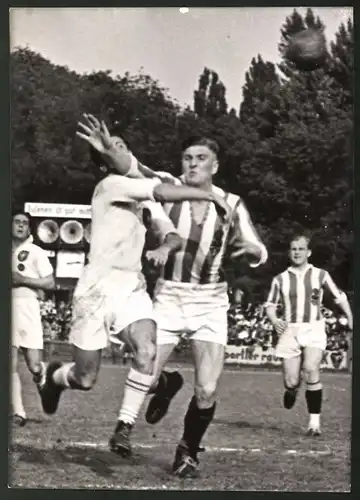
13, 414, 27, 427
38, 361, 64, 415
283, 388, 298, 410
145, 371, 184, 424
109, 421, 133, 458
306, 427, 321, 437
172, 440, 204, 478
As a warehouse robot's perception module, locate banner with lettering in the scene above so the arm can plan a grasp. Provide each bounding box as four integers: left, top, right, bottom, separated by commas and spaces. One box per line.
224, 345, 348, 370
25, 202, 91, 219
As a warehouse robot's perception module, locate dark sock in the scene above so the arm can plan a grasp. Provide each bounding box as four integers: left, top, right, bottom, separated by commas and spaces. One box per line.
285, 382, 300, 392
182, 396, 216, 454
33, 371, 41, 384
305, 389, 322, 414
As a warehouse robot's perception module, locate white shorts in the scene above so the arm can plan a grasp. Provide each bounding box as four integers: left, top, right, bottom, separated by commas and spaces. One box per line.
12, 298, 43, 350
276, 319, 327, 359
153, 279, 229, 346
70, 270, 154, 351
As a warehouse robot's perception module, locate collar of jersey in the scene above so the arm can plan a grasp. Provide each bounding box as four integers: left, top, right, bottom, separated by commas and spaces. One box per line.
15, 235, 34, 252
288, 263, 313, 275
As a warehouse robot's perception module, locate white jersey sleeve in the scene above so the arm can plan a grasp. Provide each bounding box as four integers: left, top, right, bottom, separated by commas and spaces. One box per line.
229, 200, 268, 267
100, 175, 162, 203
34, 246, 54, 278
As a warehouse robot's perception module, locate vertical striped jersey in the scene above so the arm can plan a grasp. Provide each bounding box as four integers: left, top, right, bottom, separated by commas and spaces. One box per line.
265, 265, 344, 323
150, 177, 267, 284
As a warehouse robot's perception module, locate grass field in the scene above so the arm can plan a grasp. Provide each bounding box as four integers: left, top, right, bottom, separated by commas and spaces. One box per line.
9, 361, 351, 491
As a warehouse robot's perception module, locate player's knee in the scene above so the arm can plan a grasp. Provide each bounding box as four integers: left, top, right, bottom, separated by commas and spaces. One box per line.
284, 374, 300, 390
133, 342, 156, 374
302, 363, 320, 384
27, 360, 42, 376
195, 381, 218, 407
73, 372, 97, 391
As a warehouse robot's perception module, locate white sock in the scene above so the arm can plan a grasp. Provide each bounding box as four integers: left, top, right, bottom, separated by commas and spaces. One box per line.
309, 413, 321, 429
118, 368, 154, 425
52, 363, 74, 388
12, 372, 26, 419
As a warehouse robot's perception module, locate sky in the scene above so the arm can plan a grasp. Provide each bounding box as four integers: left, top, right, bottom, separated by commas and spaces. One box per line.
10, 6, 352, 111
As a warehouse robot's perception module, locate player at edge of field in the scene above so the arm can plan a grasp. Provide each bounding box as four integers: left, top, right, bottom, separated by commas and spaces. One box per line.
38, 115, 232, 458
265, 234, 353, 436
11, 211, 55, 426
93, 121, 268, 477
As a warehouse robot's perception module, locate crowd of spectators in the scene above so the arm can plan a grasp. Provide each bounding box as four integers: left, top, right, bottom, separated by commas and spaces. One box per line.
39, 298, 351, 352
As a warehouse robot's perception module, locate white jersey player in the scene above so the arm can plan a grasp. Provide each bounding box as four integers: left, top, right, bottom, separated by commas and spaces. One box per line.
39, 115, 231, 458
11, 211, 55, 426
90, 128, 268, 477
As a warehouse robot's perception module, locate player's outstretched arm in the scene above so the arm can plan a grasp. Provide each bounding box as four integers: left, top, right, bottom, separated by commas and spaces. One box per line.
153, 183, 231, 222
76, 114, 138, 177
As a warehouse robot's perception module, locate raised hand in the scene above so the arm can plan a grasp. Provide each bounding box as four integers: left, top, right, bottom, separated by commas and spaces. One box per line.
273, 318, 287, 335
230, 241, 262, 260
145, 245, 171, 267
76, 114, 112, 154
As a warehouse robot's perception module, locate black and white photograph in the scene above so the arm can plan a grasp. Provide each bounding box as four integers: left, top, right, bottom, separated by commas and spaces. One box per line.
9, 6, 353, 491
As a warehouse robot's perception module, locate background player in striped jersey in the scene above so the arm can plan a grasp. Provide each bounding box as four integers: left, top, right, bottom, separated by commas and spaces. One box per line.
12, 211, 55, 426
265, 234, 353, 436
39, 116, 231, 459
101, 133, 268, 477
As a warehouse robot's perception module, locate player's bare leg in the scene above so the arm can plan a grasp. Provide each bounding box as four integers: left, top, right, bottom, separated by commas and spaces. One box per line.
282, 355, 302, 409
11, 346, 27, 426
302, 347, 324, 436
109, 319, 157, 457
145, 342, 183, 424
22, 347, 47, 388
39, 348, 102, 414
172, 340, 224, 478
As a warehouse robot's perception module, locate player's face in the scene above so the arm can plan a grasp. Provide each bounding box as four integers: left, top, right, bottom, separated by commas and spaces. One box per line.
181, 145, 218, 187
111, 136, 128, 153
289, 237, 311, 267
100, 136, 129, 174
12, 215, 31, 241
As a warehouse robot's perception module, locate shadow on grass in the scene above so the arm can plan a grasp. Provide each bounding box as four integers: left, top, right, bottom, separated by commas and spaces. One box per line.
212, 418, 283, 432
9, 443, 172, 479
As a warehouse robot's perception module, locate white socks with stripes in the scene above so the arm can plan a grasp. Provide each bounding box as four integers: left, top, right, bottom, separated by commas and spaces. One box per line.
118, 368, 154, 425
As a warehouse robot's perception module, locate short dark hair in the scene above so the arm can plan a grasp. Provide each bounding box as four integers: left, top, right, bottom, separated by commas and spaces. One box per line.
181, 136, 220, 156
12, 210, 33, 233
290, 233, 312, 249
12, 210, 32, 224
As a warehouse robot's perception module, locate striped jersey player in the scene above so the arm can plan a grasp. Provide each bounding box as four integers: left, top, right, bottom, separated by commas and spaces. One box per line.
266, 265, 346, 324
123, 136, 268, 477
160, 185, 265, 284
265, 234, 353, 437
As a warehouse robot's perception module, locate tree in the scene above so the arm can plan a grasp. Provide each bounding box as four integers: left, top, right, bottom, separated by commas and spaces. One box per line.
194, 67, 228, 120
240, 55, 282, 139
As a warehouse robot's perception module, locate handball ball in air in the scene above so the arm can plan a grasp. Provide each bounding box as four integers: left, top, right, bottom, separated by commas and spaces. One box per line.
286, 29, 327, 71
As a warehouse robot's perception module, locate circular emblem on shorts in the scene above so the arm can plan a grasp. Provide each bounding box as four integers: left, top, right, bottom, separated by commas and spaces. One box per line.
18, 250, 29, 262
17, 263, 25, 271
